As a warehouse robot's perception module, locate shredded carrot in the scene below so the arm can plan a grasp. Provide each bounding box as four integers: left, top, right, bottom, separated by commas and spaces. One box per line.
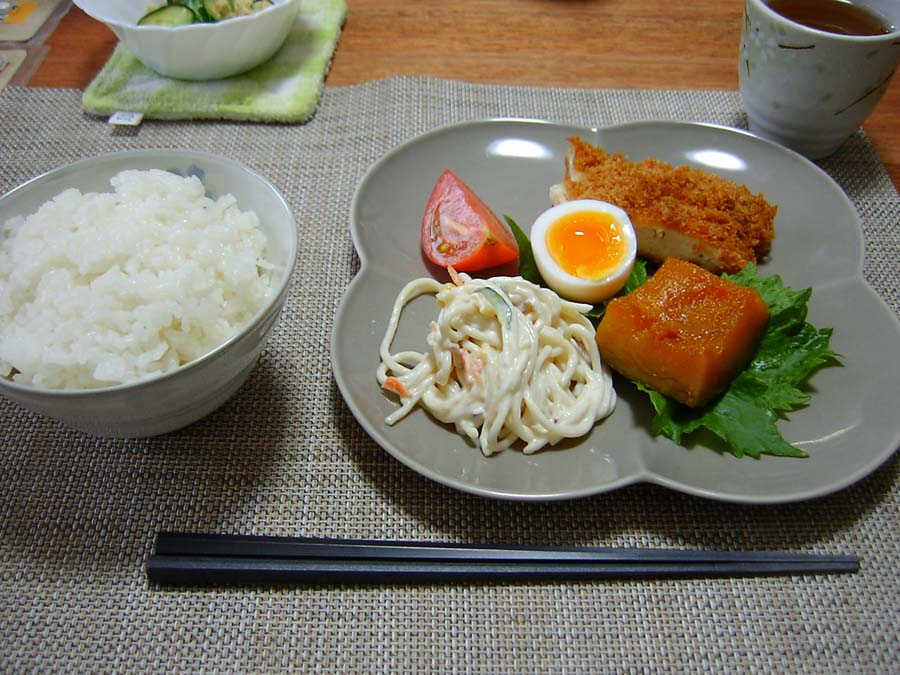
383, 376, 412, 398
447, 265, 463, 287
459, 348, 483, 383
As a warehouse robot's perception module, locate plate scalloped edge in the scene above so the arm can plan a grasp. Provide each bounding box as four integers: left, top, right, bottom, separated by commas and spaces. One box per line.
332, 118, 900, 503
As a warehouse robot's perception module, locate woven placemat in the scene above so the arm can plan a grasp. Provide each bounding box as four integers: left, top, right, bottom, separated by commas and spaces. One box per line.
1, 78, 898, 674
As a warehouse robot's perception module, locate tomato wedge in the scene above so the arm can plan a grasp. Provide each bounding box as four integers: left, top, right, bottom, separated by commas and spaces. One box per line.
420, 169, 519, 272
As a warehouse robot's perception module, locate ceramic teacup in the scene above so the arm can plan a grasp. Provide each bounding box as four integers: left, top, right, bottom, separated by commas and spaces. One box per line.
740, 0, 900, 159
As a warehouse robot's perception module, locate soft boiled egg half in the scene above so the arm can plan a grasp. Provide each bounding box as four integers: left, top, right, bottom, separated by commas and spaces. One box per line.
530, 199, 637, 304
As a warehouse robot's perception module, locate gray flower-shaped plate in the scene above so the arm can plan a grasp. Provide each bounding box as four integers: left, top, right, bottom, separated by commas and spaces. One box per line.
331, 119, 900, 503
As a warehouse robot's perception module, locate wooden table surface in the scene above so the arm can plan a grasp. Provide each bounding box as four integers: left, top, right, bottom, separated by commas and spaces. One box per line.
27, 1, 900, 190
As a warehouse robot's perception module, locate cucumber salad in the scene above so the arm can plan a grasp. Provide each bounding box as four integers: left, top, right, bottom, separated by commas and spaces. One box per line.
138, 0, 274, 26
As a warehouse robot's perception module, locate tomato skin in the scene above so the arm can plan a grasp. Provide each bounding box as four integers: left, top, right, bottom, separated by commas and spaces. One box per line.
420, 169, 519, 272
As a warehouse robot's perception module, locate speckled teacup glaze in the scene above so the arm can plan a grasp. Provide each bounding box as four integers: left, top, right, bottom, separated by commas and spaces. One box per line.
740, 0, 900, 159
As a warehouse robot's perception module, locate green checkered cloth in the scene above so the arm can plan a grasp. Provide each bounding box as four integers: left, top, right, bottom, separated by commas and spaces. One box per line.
82, 0, 345, 123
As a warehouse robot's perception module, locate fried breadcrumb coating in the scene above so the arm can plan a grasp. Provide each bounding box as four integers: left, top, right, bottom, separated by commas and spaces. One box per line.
554, 137, 776, 274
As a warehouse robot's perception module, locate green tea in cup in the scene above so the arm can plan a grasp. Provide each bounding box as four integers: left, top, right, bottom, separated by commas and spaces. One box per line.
766, 0, 892, 36
740, 0, 900, 158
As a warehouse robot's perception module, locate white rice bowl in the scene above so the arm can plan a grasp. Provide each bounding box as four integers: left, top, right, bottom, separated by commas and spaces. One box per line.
0, 168, 273, 390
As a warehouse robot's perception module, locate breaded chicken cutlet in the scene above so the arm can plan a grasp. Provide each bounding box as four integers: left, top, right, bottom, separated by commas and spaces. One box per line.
549, 137, 776, 274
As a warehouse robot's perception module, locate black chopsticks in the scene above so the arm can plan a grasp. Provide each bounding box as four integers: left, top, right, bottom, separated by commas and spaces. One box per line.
146, 532, 860, 586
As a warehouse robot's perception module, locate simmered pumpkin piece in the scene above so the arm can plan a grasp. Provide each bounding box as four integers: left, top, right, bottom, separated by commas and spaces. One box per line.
595, 257, 769, 408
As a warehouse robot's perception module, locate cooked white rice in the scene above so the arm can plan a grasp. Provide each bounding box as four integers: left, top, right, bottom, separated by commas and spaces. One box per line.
0, 169, 273, 390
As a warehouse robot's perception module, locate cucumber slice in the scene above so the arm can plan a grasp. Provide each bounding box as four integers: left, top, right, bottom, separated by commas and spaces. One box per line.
476, 287, 513, 329
179, 0, 213, 22
137, 5, 196, 26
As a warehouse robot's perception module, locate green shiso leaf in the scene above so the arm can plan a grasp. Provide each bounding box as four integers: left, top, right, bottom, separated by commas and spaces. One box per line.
585, 259, 649, 319
504, 217, 837, 459
503, 215, 545, 287
633, 263, 840, 459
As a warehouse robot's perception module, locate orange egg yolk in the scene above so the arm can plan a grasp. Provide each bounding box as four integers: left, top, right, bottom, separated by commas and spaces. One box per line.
546, 211, 626, 279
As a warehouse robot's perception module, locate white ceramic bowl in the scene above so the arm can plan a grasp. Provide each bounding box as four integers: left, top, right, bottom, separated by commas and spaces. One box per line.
73, 0, 299, 80
0, 150, 298, 438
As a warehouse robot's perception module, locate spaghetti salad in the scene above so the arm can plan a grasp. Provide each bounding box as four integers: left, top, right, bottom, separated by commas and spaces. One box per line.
377, 271, 616, 456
